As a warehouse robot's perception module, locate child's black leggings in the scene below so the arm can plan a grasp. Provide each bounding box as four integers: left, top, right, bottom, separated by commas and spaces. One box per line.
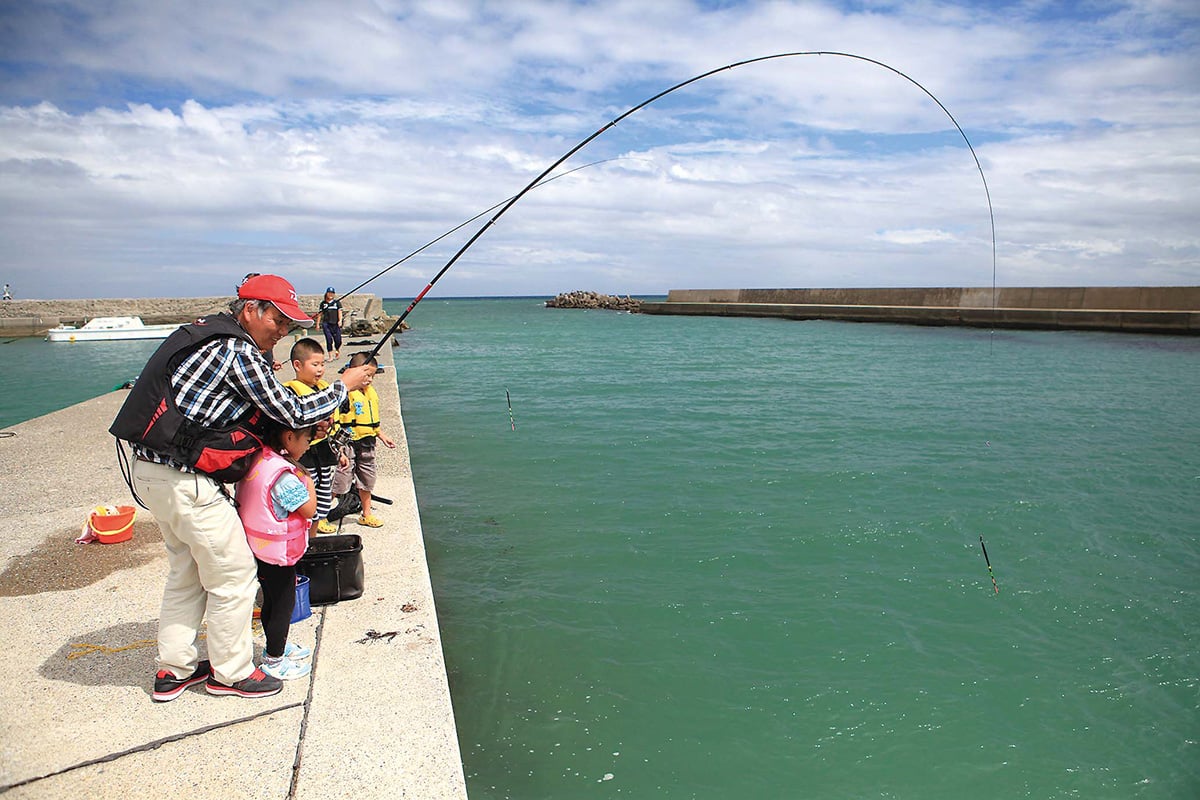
256, 559, 296, 659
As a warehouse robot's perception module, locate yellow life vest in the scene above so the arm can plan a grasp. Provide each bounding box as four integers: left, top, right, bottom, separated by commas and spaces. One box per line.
284, 378, 340, 444
342, 385, 381, 441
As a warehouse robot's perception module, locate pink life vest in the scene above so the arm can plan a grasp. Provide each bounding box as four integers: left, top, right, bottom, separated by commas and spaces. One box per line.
236, 447, 310, 566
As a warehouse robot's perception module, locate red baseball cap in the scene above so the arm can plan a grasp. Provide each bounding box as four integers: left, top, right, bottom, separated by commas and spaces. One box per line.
237, 274, 314, 326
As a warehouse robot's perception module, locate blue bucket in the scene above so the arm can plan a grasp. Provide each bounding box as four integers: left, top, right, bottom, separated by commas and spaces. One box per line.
291, 574, 312, 623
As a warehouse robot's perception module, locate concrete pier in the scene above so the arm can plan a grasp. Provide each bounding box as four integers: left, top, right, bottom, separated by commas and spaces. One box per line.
0, 295, 388, 337
641, 286, 1200, 334
0, 336, 467, 798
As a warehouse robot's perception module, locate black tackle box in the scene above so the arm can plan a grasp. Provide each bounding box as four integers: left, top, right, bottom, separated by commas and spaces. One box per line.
297, 533, 365, 606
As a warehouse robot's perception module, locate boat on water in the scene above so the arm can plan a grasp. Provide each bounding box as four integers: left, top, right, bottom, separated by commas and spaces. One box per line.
46, 316, 183, 343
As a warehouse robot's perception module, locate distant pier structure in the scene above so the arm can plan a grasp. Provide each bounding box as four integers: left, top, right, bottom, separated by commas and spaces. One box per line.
639, 287, 1200, 335
0, 294, 388, 337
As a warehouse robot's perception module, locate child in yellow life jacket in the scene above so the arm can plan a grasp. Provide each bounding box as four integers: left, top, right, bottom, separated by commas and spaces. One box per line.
284, 338, 348, 535
331, 352, 395, 527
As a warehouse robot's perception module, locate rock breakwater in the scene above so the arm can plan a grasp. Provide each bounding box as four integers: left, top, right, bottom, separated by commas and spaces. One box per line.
545, 291, 642, 312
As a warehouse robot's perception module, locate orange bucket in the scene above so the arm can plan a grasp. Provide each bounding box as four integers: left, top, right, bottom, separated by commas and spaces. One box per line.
89, 505, 136, 544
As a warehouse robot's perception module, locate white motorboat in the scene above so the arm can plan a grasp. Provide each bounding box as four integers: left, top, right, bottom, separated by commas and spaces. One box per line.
46, 316, 183, 342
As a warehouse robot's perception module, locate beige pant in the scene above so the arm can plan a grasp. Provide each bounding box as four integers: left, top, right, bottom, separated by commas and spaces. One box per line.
133, 459, 257, 685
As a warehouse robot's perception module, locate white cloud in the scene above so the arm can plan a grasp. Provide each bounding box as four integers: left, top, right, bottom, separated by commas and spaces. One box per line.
0, 0, 1197, 299
876, 229, 956, 246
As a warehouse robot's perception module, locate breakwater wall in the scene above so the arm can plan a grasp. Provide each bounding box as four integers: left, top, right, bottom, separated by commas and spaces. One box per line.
0, 294, 386, 337
640, 287, 1200, 334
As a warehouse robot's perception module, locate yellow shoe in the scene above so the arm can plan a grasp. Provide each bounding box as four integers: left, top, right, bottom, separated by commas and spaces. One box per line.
357, 514, 384, 528
316, 519, 338, 534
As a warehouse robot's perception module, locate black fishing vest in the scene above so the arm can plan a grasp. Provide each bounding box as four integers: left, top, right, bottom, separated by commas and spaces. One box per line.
109, 313, 268, 483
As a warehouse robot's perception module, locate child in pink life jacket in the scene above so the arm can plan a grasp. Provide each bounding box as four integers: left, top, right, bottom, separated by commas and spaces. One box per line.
235, 420, 317, 681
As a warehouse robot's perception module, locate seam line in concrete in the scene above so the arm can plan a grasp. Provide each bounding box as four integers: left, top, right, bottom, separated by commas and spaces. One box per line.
288, 605, 328, 799
0, 702, 304, 794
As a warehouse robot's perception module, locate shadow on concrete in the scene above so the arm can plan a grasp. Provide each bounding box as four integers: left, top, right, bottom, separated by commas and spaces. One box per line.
38, 619, 190, 694
0, 521, 163, 596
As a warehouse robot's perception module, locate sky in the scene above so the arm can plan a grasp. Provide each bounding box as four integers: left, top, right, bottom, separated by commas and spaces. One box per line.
0, 0, 1197, 301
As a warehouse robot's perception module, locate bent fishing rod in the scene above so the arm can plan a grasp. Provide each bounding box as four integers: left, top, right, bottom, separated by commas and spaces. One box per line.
362, 50, 997, 362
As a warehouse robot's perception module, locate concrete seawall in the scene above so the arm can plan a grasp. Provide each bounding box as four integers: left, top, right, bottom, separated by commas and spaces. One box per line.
0, 336, 467, 798
641, 287, 1200, 334
0, 294, 387, 337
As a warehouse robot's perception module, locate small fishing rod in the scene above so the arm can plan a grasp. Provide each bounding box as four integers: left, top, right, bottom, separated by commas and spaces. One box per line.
333, 156, 632, 305
363, 50, 997, 361
979, 534, 1000, 595
506, 388, 516, 432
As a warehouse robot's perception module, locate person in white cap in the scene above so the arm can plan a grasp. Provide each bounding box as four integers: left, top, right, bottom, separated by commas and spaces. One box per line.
110, 274, 374, 701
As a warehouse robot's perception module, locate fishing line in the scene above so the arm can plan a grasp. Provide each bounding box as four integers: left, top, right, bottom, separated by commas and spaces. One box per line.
354, 51, 1002, 588
362, 50, 997, 361
333, 156, 634, 305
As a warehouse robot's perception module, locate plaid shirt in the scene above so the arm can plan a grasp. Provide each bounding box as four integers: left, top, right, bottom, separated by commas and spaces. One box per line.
133, 336, 347, 471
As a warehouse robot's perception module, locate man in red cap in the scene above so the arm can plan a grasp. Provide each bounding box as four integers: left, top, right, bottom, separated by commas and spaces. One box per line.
236, 274, 317, 355
111, 274, 374, 701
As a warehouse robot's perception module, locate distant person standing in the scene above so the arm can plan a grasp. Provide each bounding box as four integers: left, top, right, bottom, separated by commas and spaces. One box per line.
318, 288, 343, 361
2, 284, 11, 300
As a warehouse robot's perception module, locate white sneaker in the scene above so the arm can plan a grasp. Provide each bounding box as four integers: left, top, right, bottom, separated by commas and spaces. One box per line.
283, 641, 312, 661
260, 656, 311, 681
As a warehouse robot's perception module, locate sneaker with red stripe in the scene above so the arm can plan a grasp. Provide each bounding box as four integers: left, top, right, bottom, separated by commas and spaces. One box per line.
205, 667, 283, 698
152, 659, 212, 702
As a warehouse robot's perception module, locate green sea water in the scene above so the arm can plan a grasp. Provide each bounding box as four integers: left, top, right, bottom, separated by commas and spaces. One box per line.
0, 337, 162, 430
394, 299, 1199, 800
1, 302, 1197, 798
